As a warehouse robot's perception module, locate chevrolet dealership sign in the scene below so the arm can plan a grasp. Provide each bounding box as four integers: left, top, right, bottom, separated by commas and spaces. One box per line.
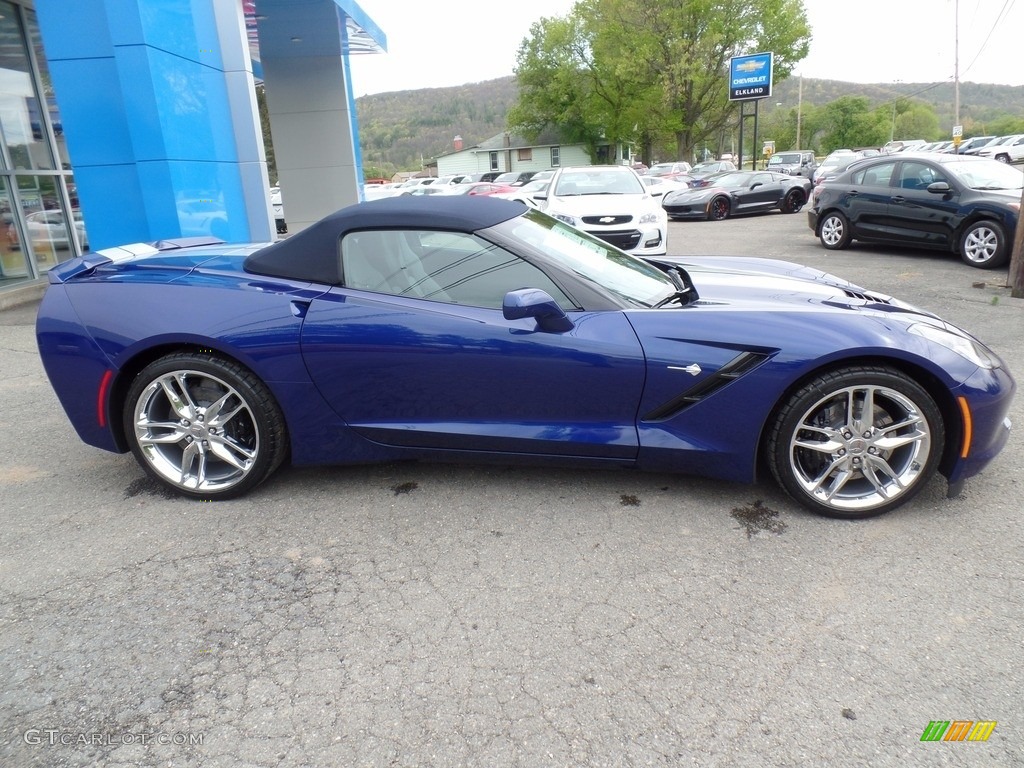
729, 52, 773, 101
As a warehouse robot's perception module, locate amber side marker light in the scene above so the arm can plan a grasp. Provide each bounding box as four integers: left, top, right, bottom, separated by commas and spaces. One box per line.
957, 396, 973, 459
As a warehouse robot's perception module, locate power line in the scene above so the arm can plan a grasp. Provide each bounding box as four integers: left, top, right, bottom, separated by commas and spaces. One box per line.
961, 0, 1014, 78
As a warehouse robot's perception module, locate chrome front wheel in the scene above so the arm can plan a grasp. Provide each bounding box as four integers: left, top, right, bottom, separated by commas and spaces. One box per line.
768, 367, 943, 518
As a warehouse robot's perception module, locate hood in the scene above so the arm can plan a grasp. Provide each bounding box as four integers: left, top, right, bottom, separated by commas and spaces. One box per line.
652, 255, 946, 323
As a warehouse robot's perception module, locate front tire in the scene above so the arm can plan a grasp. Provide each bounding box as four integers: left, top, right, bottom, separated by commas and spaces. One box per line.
708, 196, 730, 221
767, 366, 943, 519
123, 353, 288, 499
959, 220, 1008, 269
818, 211, 851, 250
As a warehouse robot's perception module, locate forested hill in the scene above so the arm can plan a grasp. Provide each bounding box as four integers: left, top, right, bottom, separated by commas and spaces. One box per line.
352, 75, 1024, 175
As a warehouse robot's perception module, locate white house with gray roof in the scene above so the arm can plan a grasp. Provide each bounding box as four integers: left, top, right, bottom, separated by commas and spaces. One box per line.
435, 130, 636, 177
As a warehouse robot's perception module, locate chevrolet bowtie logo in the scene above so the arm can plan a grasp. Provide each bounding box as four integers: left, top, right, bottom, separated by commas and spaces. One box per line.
599, 216, 616, 224
736, 60, 766, 73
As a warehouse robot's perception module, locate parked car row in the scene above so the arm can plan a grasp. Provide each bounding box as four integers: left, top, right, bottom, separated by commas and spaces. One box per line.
883, 134, 1024, 164
642, 146, 1020, 274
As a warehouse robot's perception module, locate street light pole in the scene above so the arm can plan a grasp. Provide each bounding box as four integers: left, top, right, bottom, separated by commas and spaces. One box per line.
796, 74, 803, 148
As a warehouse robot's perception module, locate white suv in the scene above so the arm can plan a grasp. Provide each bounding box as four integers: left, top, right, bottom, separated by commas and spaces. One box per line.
975, 134, 1024, 164
537, 166, 668, 256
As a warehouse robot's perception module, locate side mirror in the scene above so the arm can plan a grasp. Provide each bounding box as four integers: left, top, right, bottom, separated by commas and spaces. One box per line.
927, 181, 952, 195
503, 288, 574, 332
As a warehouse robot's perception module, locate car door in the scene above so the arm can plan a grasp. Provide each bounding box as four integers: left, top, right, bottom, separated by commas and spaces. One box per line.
734, 173, 779, 213
883, 160, 961, 248
300, 227, 646, 458
837, 160, 897, 240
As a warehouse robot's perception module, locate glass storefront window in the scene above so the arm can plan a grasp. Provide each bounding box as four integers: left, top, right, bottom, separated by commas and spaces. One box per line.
0, 3, 80, 290
0, 2, 56, 171
5, 175, 85, 272
0, 175, 31, 282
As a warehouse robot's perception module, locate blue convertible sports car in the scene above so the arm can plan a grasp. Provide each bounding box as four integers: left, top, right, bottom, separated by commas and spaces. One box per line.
37, 196, 1014, 519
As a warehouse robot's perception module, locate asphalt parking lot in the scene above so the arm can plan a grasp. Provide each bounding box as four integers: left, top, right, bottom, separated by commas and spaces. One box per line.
1, 211, 1022, 767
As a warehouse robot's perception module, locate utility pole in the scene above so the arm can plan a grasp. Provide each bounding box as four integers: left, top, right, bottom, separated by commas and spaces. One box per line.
796, 75, 803, 148
1010, 182, 1024, 298
954, 0, 960, 127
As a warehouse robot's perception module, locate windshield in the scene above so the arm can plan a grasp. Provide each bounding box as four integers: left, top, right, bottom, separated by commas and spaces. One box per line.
769, 153, 800, 165
495, 209, 673, 307
947, 160, 1024, 190
702, 172, 753, 189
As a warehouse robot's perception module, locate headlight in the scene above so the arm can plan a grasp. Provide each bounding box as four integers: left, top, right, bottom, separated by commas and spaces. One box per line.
638, 212, 661, 224
908, 323, 1002, 369
552, 213, 578, 226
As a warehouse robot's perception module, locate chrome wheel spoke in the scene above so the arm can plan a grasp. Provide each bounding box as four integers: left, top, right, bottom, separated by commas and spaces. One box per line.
180, 440, 201, 485
204, 391, 236, 425
208, 436, 255, 471
864, 456, 904, 493
794, 435, 843, 455
159, 377, 193, 420
875, 428, 927, 452
137, 424, 189, 445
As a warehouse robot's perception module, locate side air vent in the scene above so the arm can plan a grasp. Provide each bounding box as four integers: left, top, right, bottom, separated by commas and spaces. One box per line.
642, 351, 771, 422
843, 288, 891, 304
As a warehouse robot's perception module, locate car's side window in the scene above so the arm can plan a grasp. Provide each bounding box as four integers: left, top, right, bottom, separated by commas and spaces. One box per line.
898, 162, 947, 190
852, 162, 895, 187
340, 229, 573, 310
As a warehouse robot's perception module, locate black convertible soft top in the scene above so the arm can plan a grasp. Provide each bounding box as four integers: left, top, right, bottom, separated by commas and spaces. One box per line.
244, 195, 528, 284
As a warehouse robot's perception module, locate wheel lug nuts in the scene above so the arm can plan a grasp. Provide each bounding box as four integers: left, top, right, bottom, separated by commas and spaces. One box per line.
838, 448, 846, 456
863, 431, 871, 438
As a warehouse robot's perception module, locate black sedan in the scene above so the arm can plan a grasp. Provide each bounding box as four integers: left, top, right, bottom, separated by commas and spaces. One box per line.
662, 171, 811, 221
808, 153, 1022, 269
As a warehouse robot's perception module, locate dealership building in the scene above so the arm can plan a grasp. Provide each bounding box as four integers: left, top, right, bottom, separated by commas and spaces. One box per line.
0, 0, 383, 300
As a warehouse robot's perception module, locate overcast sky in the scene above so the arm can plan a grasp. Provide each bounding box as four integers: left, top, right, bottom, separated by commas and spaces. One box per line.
346, 0, 1022, 96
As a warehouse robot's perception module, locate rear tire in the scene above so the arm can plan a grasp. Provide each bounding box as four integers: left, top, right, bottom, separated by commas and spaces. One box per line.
818, 211, 851, 250
781, 189, 805, 214
123, 352, 288, 499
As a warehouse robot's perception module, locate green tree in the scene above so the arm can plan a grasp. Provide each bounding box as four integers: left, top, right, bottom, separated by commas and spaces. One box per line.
887, 100, 941, 142
510, 0, 811, 164
818, 96, 888, 151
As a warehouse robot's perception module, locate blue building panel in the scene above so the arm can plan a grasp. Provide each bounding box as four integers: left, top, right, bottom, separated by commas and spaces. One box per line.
33, 0, 385, 251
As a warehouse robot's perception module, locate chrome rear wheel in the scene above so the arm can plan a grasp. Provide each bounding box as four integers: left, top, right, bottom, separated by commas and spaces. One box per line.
125, 354, 287, 498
